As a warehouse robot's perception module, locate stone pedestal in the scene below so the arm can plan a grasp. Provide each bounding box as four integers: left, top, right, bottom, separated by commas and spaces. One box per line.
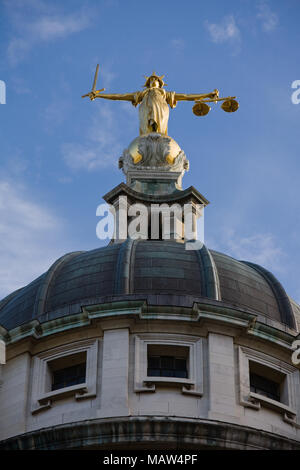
102, 133, 209, 244
119, 133, 189, 195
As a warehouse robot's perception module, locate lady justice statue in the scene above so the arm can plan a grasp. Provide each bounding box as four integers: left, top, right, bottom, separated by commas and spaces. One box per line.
82, 66, 238, 136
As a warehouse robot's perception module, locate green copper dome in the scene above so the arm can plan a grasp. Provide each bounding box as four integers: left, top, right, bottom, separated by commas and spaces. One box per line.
0, 240, 297, 331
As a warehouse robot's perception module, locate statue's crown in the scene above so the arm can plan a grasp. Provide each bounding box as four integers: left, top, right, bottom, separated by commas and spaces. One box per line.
143, 72, 167, 88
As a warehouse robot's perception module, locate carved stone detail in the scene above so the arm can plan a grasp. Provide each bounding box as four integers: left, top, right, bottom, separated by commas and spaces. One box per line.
119, 133, 189, 176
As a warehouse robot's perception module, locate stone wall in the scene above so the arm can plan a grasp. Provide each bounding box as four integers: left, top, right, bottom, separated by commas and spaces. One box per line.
1, 314, 300, 448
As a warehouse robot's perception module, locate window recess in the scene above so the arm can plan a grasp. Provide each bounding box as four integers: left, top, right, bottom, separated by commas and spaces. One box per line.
31, 339, 98, 414
134, 334, 203, 396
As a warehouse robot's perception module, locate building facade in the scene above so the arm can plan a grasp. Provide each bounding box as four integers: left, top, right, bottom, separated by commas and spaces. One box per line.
0, 132, 300, 450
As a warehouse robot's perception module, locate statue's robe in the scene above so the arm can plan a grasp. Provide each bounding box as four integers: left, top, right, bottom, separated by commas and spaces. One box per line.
132, 88, 177, 136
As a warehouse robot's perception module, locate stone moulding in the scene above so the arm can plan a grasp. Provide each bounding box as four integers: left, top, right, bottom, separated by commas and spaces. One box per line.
238, 345, 299, 427
103, 182, 209, 206
1, 298, 299, 354
31, 339, 98, 414
134, 333, 203, 396
1, 416, 300, 450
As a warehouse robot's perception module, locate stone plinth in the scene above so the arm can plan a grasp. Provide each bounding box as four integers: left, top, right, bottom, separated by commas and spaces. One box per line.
119, 133, 189, 194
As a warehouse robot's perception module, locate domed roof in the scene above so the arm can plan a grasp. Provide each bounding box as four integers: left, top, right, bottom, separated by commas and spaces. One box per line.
0, 240, 297, 331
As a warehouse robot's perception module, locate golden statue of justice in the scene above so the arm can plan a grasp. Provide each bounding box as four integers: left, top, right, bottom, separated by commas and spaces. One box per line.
82, 65, 239, 136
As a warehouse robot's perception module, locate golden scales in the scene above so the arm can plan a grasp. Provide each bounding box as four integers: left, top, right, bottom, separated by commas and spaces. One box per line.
192, 91, 239, 117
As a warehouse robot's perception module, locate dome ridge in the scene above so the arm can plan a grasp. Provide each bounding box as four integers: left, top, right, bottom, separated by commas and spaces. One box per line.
240, 260, 296, 329
33, 251, 85, 319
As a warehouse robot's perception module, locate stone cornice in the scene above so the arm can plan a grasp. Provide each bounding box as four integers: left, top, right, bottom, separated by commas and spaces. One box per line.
1, 416, 300, 450
103, 182, 210, 206
1, 298, 299, 353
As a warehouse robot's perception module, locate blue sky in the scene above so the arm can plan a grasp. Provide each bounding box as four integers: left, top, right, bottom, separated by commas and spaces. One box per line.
0, 0, 299, 304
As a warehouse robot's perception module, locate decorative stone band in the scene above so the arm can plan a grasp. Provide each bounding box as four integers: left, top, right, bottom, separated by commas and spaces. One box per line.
1, 416, 300, 450
1, 298, 299, 352
103, 183, 209, 206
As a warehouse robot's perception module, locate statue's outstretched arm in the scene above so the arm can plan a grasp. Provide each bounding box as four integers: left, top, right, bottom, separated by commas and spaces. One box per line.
94, 92, 135, 102
175, 90, 219, 101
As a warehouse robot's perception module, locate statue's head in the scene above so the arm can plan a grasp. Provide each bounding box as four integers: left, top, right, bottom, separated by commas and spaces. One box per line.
144, 72, 166, 88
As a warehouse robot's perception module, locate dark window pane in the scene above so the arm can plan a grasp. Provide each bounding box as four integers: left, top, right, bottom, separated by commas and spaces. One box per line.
52, 363, 86, 391
250, 372, 280, 402
161, 369, 174, 377
174, 369, 188, 378
161, 356, 174, 370
175, 358, 186, 370
148, 356, 160, 369
174, 358, 187, 378
147, 355, 187, 378
148, 368, 161, 377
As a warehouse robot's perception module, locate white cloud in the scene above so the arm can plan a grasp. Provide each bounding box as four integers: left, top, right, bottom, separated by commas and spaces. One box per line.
62, 61, 133, 172
170, 38, 185, 52
11, 76, 31, 95
205, 15, 240, 44
62, 104, 123, 171
257, 2, 278, 32
7, 38, 30, 65
4, 0, 50, 12
57, 176, 72, 184
208, 228, 284, 273
43, 99, 70, 129
226, 230, 283, 268
31, 15, 89, 40
5, 1, 91, 65
0, 180, 66, 298
62, 143, 109, 171
98, 64, 117, 89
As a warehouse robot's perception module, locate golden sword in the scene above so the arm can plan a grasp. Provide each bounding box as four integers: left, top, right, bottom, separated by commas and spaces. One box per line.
82, 64, 105, 99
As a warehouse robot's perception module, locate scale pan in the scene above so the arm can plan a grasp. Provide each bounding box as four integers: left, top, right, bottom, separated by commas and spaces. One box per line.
193, 102, 211, 116
221, 99, 239, 113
